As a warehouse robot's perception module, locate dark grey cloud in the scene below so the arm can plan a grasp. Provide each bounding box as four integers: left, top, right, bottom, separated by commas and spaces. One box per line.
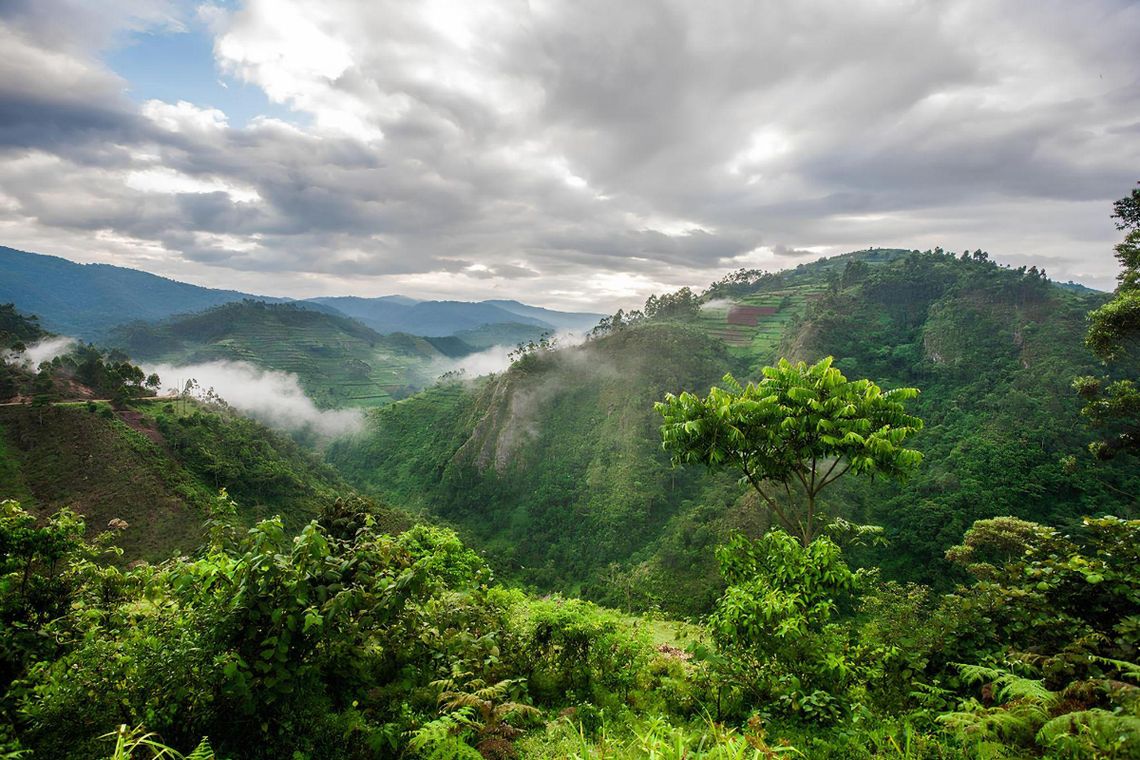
0, 0, 1137, 310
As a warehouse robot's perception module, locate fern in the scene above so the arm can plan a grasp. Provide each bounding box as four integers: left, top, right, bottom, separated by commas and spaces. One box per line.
184, 738, 215, 760
408, 709, 482, 760
1087, 654, 1140, 683
100, 725, 215, 760
954, 663, 1058, 708
938, 665, 1057, 748
1037, 709, 1140, 758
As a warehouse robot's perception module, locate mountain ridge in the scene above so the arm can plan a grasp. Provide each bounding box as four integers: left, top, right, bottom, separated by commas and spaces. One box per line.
0, 245, 602, 340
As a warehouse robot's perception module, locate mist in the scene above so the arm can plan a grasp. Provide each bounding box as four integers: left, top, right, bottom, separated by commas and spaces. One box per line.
432, 330, 589, 380
148, 360, 364, 437
3, 336, 76, 368
700, 298, 734, 311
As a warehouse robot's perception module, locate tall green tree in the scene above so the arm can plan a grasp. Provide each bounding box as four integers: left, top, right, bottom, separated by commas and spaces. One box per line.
1074, 183, 1140, 458
656, 357, 923, 545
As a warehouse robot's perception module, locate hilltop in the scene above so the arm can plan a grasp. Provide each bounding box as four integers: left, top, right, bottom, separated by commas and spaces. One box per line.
308, 295, 600, 337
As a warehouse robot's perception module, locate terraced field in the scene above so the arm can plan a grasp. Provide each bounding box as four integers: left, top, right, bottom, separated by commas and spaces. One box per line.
694, 250, 910, 365
696, 284, 828, 366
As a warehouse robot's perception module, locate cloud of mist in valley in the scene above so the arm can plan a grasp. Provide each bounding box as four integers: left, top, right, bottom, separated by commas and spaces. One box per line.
431, 330, 589, 380
3, 336, 76, 368
700, 298, 734, 311
453, 331, 624, 471
148, 360, 364, 437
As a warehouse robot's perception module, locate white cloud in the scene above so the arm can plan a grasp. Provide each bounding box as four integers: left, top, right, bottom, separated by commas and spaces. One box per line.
125, 166, 261, 203
1, 0, 1138, 307
149, 360, 364, 437
141, 99, 228, 133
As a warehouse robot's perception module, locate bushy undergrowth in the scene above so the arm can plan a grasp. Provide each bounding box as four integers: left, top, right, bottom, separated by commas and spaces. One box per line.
1, 492, 1135, 759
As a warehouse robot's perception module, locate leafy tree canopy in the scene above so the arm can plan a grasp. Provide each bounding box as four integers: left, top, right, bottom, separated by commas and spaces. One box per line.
656, 356, 923, 544
1075, 182, 1140, 458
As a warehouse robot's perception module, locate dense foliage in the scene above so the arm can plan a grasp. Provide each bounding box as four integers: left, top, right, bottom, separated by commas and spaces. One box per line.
1074, 183, 1140, 459
3, 195, 1139, 757
331, 248, 1138, 610
657, 357, 923, 544
2, 491, 1135, 758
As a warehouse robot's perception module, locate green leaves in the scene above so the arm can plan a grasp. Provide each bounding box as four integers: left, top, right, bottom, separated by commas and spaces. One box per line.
657, 357, 923, 544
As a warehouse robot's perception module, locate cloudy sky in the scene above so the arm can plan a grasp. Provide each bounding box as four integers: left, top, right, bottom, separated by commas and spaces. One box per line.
1, 0, 1137, 311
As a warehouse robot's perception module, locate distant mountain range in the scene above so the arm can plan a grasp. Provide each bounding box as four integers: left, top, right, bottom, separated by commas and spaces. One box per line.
306, 295, 599, 336
0, 246, 601, 340
0, 246, 283, 339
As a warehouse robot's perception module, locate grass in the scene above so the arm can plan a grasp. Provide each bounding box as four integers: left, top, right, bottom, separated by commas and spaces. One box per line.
619, 614, 706, 649
0, 396, 361, 561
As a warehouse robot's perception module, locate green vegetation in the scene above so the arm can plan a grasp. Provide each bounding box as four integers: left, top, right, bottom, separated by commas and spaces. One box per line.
657, 357, 923, 545
0, 304, 45, 400
329, 322, 746, 613
1074, 183, 1140, 459
0, 245, 265, 340
329, 243, 1138, 610
2, 495, 1135, 757
305, 295, 598, 337
0, 394, 381, 560
110, 300, 446, 408
2, 194, 1139, 758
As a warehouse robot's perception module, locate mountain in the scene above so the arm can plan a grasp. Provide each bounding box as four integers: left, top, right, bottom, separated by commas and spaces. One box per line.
482, 299, 603, 332
0, 246, 281, 340
0, 245, 604, 347
307, 295, 601, 337
108, 300, 446, 409
326, 249, 1138, 614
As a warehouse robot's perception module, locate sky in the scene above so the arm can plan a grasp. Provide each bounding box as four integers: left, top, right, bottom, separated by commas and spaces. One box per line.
0, 0, 1137, 312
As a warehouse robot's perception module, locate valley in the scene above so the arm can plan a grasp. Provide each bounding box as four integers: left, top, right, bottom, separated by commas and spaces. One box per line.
1, 241, 1137, 759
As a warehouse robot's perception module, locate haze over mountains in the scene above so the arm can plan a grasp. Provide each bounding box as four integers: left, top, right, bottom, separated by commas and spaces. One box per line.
0, 246, 601, 341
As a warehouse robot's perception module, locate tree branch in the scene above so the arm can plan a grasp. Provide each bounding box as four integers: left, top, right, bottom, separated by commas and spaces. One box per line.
817, 463, 851, 492
739, 457, 798, 535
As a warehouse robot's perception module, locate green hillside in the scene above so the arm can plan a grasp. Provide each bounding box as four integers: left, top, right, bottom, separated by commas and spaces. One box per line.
4, 244, 1138, 760
0, 304, 47, 399
327, 249, 1139, 613
0, 397, 388, 560
0, 303, 47, 348
110, 300, 447, 408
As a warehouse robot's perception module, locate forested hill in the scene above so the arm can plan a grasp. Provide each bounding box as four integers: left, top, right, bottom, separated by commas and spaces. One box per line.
327, 248, 1138, 614
0, 245, 602, 343
108, 300, 447, 408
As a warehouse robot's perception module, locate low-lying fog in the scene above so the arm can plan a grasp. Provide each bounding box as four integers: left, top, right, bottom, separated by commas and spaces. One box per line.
432, 330, 587, 378
2, 336, 76, 368
146, 332, 587, 438
148, 360, 365, 437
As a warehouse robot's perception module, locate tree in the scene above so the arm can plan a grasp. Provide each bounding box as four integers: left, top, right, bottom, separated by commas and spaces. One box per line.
1111, 181, 1140, 232
656, 357, 923, 545
1073, 183, 1140, 458
706, 531, 859, 721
